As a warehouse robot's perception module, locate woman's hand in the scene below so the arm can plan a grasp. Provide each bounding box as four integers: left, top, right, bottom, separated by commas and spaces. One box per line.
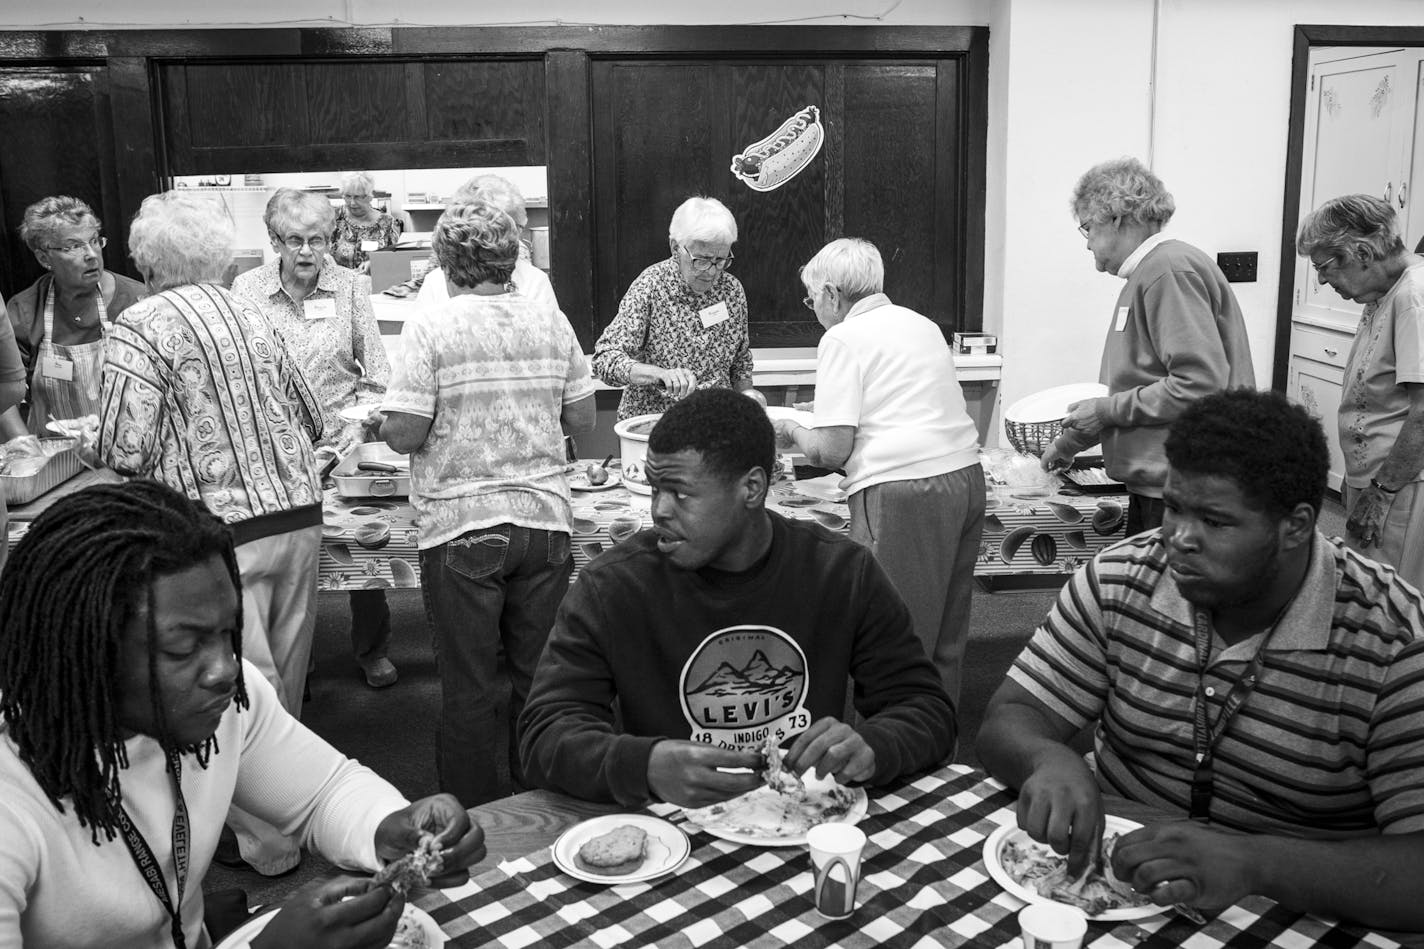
251, 876, 402, 949
1346, 487, 1391, 548
771, 418, 801, 451
374, 793, 487, 889
655, 366, 698, 400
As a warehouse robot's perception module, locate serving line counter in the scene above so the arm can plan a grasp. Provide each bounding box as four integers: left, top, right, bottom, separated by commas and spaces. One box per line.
2, 466, 1125, 592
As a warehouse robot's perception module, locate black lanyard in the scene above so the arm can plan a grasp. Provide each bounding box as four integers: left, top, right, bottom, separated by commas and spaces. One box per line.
113, 748, 191, 949
1188, 608, 1283, 822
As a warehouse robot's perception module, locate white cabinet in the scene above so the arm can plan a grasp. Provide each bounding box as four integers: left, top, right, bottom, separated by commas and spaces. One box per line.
1288, 47, 1424, 489
1287, 324, 1351, 493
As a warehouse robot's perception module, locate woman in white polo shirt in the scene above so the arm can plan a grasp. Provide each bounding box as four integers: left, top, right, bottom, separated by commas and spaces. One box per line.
772, 238, 984, 709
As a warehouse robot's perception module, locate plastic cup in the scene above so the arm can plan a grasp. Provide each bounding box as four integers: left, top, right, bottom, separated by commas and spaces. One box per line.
1018, 903, 1088, 949
807, 824, 866, 919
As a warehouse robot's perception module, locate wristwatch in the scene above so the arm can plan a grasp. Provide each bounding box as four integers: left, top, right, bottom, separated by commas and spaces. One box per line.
1370, 477, 1399, 494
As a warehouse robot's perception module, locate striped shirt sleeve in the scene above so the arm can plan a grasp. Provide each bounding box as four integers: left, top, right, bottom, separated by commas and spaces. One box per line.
1368, 638, 1424, 833
1007, 558, 1112, 729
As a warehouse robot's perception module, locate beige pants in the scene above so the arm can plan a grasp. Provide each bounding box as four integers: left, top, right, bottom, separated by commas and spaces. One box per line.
228, 523, 322, 875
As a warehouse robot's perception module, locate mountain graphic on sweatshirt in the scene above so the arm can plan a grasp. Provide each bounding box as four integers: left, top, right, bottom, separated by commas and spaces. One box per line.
688, 649, 801, 697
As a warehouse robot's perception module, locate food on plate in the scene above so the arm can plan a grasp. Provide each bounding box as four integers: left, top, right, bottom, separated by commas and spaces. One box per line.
574, 823, 649, 876
683, 781, 859, 839
731, 105, 825, 192
374, 833, 444, 895
585, 462, 609, 485
622, 460, 648, 484
1000, 833, 1152, 917
625, 418, 659, 437
386, 907, 431, 949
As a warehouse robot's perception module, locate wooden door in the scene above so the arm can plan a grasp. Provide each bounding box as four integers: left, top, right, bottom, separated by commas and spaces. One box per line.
0, 65, 123, 296
589, 56, 971, 351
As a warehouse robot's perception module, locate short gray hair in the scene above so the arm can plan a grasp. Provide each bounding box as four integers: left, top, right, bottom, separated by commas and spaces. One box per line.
1296, 194, 1405, 264
433, 202, 520, 290
801, 237, 884, 302
1072, 157, 1175, 228
264, 188, 335, 237
128, 191, 235, 292
20, 195, 100, 252
452, 174, 527, 228
669, 196, 737, 246
339, 171, 375, 197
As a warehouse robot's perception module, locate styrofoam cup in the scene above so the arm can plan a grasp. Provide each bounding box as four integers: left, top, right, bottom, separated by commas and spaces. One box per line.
1019, 903, 1088, 949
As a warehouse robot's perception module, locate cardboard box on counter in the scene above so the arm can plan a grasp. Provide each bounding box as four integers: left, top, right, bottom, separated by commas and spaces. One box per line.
952, 332, 998, 355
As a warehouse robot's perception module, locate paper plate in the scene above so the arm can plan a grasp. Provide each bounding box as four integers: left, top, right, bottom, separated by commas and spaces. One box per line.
681, 772, 868, 848
552, 814, 691, 884
982, 816, 1163, 922
569, 468, 622, 492
337, 404, 380, 423
213, 903, 444, 948
1004, 383, 1109, 424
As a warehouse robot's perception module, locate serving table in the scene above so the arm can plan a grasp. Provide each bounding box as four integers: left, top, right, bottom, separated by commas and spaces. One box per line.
431, 764, 1399, 948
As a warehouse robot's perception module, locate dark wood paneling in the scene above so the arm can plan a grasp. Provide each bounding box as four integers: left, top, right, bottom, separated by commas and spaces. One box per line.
960, 29, 989, 334
592, 61, 718, 328
108, 57, 161, 262
180, 62, 308, 148
546, 50, 596, 350
842, 63, 939, 317
306, 61, 409, 145
0, 66, 113, 294
727, 64, 829, 336
422, 60, 545, 160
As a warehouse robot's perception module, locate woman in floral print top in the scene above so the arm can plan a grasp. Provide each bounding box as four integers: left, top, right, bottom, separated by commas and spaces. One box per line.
592, 196, 758, 420
331, 171, 403, 273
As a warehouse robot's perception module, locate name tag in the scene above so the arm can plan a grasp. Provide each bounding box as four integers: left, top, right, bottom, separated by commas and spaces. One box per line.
305, 298, 337, 321
699, 301, 730, 329
41, 355, 74, 381
360, 240, 379, 252
1114, 306, 1131, 332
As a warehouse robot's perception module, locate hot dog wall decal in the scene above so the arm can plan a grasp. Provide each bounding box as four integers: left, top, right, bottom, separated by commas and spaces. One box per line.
731, 105, 824, 192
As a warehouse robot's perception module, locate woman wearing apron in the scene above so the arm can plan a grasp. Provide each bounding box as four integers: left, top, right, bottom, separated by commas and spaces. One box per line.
2, 196, 145, 435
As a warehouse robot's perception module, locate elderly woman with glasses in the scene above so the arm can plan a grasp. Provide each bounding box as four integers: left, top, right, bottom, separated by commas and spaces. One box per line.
96, 189, 326, 878
331, 171, 403, 274
1041, 158, 1254, 535
1297, 194, 1424, 592
230, 188, 397, 693
2, 195, 145, 435
592, 195, 758, 419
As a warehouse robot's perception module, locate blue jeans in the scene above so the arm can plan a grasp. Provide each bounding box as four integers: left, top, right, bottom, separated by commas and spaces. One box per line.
420, 525, 572, 806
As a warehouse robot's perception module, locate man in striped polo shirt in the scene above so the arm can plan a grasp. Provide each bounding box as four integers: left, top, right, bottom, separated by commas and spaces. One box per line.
978, 388, 1424, 932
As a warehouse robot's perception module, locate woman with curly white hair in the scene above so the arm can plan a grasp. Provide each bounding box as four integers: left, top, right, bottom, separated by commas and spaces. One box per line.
380, 199, 595, 806
592, 195, 758, 420
96, 188, 326, 876
1041, 157, 1254, 534
331, 170, 403, 273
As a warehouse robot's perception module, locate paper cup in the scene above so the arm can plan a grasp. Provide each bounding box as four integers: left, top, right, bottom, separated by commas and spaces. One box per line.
1018, 903, 1088, 949
807, 823, 866, 919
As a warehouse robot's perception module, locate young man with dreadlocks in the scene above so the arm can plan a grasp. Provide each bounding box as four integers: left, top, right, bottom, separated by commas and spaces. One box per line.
0, 481, 485, 948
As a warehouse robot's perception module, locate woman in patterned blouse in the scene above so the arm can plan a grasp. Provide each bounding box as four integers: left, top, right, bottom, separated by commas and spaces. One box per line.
331, 171, 403, 273
592, 196, 758, 420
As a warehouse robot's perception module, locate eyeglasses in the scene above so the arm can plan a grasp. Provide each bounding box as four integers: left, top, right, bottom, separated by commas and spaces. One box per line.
803, 295, 816, 310
44, 235, 106, 256
1310, 255, 1341, 278
280, 235, 329, 252
680, 245, 734, 273
1077, 220, 1094, 238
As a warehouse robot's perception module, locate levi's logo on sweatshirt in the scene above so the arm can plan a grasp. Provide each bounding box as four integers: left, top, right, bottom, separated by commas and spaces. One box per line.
680, 625, 811, 751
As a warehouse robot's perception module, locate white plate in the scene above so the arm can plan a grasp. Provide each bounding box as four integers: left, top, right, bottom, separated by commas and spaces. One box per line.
682, 772, 869, 847
982, 816, 1163, 922
1003, 383, 1109, 424
213, 903, 444, 948
765, 405, 816, 429
551, 814, 690, 884
337, 404, 381, 423
568, 468, 622, 492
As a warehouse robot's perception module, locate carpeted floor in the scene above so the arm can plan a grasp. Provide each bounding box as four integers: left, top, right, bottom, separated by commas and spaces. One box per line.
204, 497, 1349, 906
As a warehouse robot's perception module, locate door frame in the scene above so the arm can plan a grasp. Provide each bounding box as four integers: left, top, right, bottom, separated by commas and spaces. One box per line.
1276, 24, 1424, 389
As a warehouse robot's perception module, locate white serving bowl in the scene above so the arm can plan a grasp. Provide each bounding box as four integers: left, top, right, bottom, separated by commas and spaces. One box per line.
613, 413, 661, 494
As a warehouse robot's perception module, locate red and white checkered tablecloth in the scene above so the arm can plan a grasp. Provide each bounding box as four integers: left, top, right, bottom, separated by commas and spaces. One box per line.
416, 765, 1400, 948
